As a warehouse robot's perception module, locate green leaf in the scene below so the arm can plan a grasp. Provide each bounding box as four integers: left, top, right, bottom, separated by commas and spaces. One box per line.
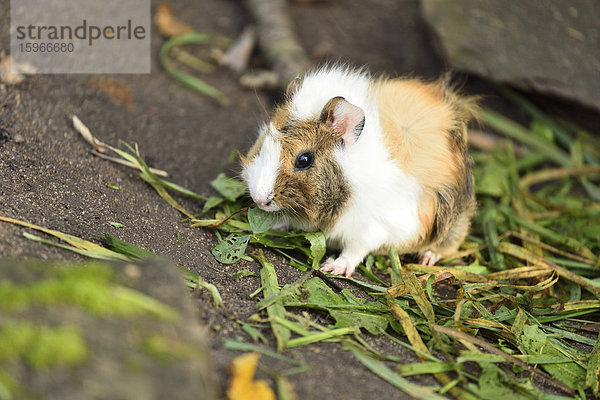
519, 324, 586, 390
210, 173, 246, 202
108, 221, 124, 228
248, 207, 279, 234
211, 234, 250, 264
304, 231, 326, 269
586, 333, 600, 396
474, 159, 510, 197
468, 363, 553, 400
202, 196, 224, 213
283, 278, 392, 334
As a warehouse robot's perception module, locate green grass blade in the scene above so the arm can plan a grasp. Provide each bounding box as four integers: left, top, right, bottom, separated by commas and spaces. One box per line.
479, 108, 572, 166
253, 250, 290, 352
345, 342, 447, 400
99, 234, 156, 260
0, 216, 129, 261
159, 32, 226, 104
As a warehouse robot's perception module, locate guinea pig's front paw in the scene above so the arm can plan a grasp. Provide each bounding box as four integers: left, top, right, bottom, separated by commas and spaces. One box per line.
320, 256, 356, 278
419, 251, 440, 266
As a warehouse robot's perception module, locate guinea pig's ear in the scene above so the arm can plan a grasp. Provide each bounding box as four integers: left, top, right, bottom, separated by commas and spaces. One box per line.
320, 96, 365, 147
285, 77, 302, 100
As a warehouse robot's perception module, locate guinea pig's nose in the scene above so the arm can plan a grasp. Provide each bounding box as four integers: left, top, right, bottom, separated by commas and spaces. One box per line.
256, 199, 272, 208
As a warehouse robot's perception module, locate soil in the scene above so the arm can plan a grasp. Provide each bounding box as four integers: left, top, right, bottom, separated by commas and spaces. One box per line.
1, 1, 596, 399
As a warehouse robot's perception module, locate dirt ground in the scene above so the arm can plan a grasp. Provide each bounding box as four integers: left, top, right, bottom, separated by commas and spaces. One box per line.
1, 1, 595, 399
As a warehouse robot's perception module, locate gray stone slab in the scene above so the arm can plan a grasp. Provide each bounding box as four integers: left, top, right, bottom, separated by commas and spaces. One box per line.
422, 0, 600, 110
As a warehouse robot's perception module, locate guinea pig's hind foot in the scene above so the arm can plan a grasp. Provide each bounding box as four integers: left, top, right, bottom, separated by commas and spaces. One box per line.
320, 256, 356, 278
419, 251, 440, 266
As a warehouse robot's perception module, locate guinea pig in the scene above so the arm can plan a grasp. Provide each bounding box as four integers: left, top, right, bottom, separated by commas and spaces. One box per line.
242, 66, 477, 277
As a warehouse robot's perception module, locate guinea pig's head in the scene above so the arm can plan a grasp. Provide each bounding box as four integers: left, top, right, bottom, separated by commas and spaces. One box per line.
242, 96, 365, 228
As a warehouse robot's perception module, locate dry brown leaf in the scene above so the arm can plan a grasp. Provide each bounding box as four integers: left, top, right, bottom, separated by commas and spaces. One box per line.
227, 353, 275, 400
87, 77, 135, 110
154, 3, 193, 38
73, 115, 109, 153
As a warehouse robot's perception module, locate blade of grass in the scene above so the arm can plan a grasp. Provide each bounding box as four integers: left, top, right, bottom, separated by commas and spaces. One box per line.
159, 32, 226, 104
344, 341, 447, 400
252, 250, 290, 352
496, 86, 598, 164
196, 275, 224, 308
22, 232, 129, 261
458, 351, 572, 364
223, 339, 309, 371
99, 234, 156, 260
506, 231, 595, 265
0, 216, 130, 261
498, 242, 600, 296
480, 203, 505, 269
286, 327, 355, 348
396, 361, 455, 377
479, 108, 572, 166
387, 299, 478, 400
390, 249, 448, 355
504, 214, 596, 261
274, 374, 297, 400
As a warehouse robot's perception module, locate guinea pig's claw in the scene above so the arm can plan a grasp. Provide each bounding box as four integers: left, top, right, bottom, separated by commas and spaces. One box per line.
320, 257, 355, 277
419, 251, 440, 266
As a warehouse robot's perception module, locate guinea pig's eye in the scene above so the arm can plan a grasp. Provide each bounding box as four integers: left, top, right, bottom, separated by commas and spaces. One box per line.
294, 151, 314, 170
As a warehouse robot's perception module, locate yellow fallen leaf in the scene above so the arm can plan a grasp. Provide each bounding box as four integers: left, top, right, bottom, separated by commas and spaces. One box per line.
153, 2, 193, 38
227, 353, 275, 400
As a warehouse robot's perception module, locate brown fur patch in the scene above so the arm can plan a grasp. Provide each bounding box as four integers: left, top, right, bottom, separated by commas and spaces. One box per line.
271, 106, 291, 131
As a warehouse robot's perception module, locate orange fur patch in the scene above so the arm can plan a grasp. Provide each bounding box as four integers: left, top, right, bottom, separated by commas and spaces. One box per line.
373, 79, 461, 234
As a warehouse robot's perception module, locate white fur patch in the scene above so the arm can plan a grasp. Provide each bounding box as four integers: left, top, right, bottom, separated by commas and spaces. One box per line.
289, 66, 372, 122
328, 122, 422, 255
245, 131, 282, 211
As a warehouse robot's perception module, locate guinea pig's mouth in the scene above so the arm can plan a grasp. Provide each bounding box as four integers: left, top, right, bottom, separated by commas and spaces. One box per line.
251, 195, 282, 213
257, 202, 281, 212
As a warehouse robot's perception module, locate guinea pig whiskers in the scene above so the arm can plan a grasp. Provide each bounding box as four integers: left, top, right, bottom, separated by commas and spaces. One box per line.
289, 198, 309, 216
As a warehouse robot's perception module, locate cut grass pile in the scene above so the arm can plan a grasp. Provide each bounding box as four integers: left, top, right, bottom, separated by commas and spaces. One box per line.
2, 88, 599, 399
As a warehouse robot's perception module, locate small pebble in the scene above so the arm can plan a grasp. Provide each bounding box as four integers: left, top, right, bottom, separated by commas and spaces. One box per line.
13, 133, 24, 143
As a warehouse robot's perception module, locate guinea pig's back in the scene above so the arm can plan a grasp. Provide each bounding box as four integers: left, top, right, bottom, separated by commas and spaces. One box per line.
371, 77, 477, 248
